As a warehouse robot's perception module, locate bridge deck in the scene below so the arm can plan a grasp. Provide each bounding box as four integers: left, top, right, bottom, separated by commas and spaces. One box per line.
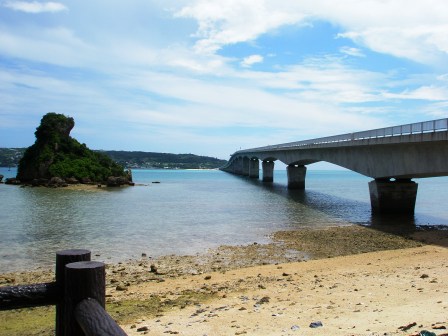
234, 118, 448, 154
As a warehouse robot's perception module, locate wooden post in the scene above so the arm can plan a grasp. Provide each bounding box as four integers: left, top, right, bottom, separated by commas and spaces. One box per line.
56, 249, 91, 336
0, 282, 58, 310
64, 261, 105, 336
75, 298, 127, 336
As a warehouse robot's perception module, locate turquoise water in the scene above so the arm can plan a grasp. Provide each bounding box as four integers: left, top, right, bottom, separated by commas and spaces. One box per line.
1, 167, 448, 273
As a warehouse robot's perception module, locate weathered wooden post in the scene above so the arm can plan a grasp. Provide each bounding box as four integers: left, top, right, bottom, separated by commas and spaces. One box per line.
75, 298, 127, 336
0, 282, 58, 309
56, 250, 91, 336
0, 249, 126, 335
64, 261, 105, 336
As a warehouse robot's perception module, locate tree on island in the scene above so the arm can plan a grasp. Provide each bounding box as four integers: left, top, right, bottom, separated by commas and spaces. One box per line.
17, 113, 130, 185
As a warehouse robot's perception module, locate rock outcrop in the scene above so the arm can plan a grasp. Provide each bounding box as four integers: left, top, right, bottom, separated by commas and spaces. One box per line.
5, 178, 21, 185
16, 113, 131, 186
106, 176, 130, 187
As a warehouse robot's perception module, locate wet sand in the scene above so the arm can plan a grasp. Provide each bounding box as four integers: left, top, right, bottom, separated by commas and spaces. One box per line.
1, 225, 448, 336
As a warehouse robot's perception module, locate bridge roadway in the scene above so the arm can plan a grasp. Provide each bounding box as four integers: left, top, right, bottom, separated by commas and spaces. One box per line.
221, 118, 448, 214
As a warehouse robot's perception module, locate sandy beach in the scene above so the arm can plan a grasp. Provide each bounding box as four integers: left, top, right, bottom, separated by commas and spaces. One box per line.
1, 225, 447, 336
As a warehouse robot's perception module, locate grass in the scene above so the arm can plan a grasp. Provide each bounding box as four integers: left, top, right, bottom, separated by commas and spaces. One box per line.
0, 306, 54, 336
0, 290, 217, 335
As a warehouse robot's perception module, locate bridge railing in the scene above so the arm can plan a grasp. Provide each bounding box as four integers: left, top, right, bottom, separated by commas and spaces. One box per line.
235, 118, 448, 154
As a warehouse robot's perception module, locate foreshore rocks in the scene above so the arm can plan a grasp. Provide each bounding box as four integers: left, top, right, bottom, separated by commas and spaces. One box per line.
48, 177, 67, 187
106, 176, 130, 187
81, 177, 93, 184
2, 176, 135, 188
31, 178, 48, 186
5, 177, 21, 185
65, 177, 79, 184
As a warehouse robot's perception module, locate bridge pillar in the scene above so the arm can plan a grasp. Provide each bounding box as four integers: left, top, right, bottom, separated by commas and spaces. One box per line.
229, 159, 235, 174
235, 157, 243, 175
242, 157, 250, 176
249, 159, 259, 178
225, 161, 233, 173
369, 178, 418, 214
287, 165, 307, 189
262, 161, 274, 182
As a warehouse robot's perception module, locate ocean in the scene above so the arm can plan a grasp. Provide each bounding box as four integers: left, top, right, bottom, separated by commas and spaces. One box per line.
1, 167, 447, 273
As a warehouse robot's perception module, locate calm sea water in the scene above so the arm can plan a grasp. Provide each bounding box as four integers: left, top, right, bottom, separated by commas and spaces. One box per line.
1, 167, 448, 273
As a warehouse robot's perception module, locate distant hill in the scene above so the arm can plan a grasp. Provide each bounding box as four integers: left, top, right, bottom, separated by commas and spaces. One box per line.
101, 151, 227, 169
0, 148, 25, 167
0, 148, 226, 170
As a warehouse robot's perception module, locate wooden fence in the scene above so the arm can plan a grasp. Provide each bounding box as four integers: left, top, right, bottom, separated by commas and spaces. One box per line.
0, 249, 127, 336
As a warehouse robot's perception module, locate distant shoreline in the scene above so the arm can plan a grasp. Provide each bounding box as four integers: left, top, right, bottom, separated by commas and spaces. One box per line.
0, 148, 227, 170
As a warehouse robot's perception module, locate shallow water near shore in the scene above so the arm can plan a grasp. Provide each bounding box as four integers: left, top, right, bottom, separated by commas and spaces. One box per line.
1, 167, 448, 273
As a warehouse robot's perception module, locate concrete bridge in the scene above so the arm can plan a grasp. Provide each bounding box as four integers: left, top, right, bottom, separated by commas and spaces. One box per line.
221, 118, 448, 214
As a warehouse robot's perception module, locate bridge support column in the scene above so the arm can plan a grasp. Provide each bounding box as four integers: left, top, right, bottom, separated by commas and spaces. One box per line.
287, 165, 306, 189
226, 161, 234, 173
234, 157, 242, 175
369, 178, 418, 214
262, 161, 274, 182
230, 161, 237, 174
249, 159, 259, 178
242, 157, 250, 176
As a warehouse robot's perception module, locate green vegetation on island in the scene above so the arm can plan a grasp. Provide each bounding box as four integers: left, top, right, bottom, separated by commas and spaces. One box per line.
16, 113, 129, 184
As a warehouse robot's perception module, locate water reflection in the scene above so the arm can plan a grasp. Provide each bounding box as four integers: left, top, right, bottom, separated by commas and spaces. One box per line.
231, 173, 370, 225
1, 168, 448, 273
233, 171, 448, 229
19, 188, 93, 267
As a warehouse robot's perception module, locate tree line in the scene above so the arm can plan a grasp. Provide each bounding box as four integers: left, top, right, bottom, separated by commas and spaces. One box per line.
0, 148, 226, 169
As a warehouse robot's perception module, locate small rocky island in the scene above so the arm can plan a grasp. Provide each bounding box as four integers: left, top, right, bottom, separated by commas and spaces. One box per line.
6, 113, 132, 187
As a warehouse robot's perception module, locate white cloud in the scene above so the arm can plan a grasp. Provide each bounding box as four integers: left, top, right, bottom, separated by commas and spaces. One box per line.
176, 0, 306, 54
0, 27, 93, 67
177, 0, 448, 65
235, 56, 386, 105
114, 61, 384, 135
241, 54, 263, 67
340, 46, 365, 58
3, 1, 67, 13
383, 85, 448, 101
423, 101, 448, 118
339, 25, 448, 65
437, 74, 448, 82
2, 0, 448, 156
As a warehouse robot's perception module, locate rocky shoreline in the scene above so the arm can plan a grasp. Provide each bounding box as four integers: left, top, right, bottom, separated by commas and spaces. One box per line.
1, 174, 135, 188
0, 225, 427, 287
1, 225, 447, 336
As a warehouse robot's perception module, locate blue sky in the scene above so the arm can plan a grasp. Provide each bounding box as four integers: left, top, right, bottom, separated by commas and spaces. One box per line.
1, 1, 448, 161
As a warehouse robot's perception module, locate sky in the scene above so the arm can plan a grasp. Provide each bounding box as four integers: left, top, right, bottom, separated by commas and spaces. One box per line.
1, 1, 448, 161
